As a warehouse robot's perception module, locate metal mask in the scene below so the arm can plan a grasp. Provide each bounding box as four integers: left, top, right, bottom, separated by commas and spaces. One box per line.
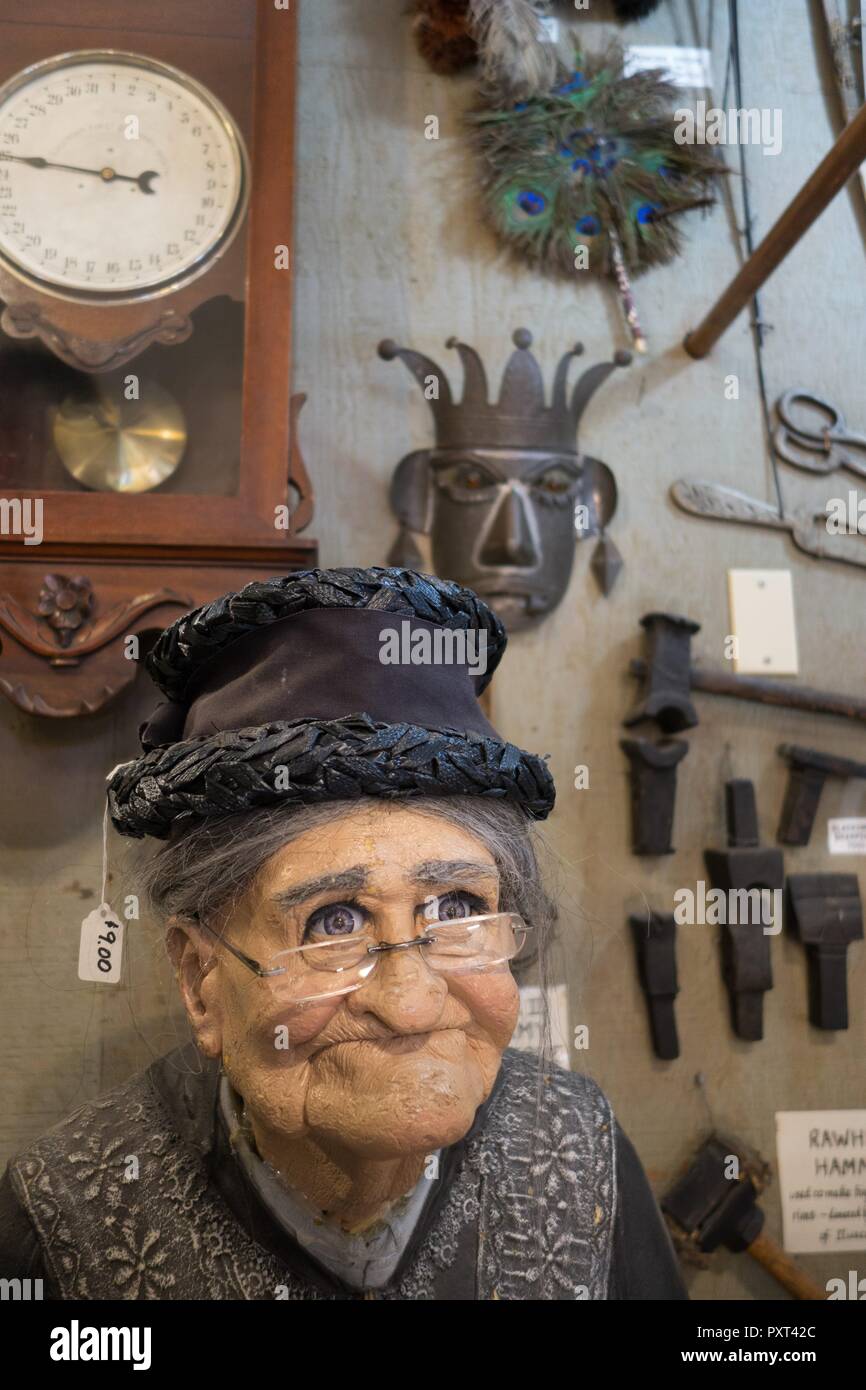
379, 328, 630, 631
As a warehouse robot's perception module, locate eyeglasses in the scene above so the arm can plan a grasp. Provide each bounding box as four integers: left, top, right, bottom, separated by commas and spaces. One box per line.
196, 911, 530, 1007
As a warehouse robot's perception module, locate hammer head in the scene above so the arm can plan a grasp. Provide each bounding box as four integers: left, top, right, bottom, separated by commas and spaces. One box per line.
662, 1136, 770, 1259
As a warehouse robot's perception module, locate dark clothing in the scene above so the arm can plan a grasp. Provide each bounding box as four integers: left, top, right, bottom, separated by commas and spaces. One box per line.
0, 1045, 686, 1300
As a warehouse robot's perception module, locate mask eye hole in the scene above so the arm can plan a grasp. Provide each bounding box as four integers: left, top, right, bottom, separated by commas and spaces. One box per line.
435, 460, 499, 498
533, 465, 577, 495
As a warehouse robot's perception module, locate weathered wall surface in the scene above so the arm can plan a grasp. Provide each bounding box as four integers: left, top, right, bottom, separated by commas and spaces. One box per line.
1, 0, 864, 1300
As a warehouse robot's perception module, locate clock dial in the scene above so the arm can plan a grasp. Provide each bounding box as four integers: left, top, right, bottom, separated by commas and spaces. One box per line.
0, 50, 248, 301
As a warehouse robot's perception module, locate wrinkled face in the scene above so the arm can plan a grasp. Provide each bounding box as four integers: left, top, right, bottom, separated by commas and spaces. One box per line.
189, 804, 520, 1159
429, 447, 580, 630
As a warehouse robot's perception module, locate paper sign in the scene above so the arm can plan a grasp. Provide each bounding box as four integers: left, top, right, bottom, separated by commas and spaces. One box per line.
828, 818, 866, 854
538, 16, 560, 42
514, 984, 570, 1069
776, 1110, 866, 1252
624, 45, 713, 89
78, 902, 125, 983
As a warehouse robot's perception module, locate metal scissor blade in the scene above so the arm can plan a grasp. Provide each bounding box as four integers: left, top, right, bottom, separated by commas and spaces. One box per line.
670, 479, 791, 529
671, 479, 866, 570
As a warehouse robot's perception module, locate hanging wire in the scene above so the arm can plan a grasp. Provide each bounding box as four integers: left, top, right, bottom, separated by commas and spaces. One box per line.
726, 0, 786, 517
675, 0, 786, 516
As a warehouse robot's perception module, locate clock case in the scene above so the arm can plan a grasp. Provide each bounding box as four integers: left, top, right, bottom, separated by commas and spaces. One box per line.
0, 0, 316, 718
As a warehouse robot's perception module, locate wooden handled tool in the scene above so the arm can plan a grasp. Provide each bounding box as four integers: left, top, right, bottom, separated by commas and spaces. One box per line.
662, 1136, 826, 1300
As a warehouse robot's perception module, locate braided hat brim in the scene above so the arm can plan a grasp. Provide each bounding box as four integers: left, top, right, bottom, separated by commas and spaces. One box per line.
107, 713, 556, 840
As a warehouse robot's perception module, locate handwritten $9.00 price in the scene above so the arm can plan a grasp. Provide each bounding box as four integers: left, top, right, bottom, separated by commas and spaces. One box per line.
78, 902, 125, 984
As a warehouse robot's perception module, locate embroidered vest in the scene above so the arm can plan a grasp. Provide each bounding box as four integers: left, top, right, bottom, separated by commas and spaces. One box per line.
8, 1048, 616, 1300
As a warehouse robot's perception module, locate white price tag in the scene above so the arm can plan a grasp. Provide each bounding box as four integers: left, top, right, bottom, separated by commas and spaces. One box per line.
78, 902, 125, 983
624, 45, 713, 89
828, 818, 866, 855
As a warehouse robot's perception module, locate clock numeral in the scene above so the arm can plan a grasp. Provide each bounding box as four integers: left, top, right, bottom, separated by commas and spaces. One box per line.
44, 247, 57, 260
46, 93, 62, 105
183, 230, 197, 242
105, 260, 120, 272
64, 256, 78, 270
2, 133, 20, 145
65, 84, 81, 96
201, 197, 214, 208
166, 242, 179, 255
85, 260, 96, 272
128, 257, 142, 270
85, 82, 99, 94
24, 233, 41, 247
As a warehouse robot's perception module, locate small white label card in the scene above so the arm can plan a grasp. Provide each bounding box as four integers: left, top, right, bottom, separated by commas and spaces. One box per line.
78, 902, 125, 984
624, 45, 713, 89
828, 818, 866, 854
515, 983, 570, 1069
776, 1110, 866, 1252
538, 16, 560, 42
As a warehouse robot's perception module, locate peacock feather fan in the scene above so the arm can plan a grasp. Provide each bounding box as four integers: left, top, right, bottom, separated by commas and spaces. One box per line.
466, 43, 725, 346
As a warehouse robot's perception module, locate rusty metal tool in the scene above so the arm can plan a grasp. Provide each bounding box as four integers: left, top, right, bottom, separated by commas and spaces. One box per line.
628, 911, 679, 1060
777, 744, 866, 845
629, 656, 866, 726
620, 737, 689, 855
623, 612, 700, 733
786, 873, 863, 1030
670, 479, 866, 569
704, 780, 784, 1042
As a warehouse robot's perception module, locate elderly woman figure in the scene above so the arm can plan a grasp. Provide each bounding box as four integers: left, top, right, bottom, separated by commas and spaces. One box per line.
0, 568, 685, 1300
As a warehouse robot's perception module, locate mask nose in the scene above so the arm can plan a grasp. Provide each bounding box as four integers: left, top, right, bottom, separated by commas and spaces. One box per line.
479, 487, 538, 568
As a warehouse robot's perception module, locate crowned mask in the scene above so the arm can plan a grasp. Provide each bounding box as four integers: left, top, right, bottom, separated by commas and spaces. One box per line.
378, 328, 630, 631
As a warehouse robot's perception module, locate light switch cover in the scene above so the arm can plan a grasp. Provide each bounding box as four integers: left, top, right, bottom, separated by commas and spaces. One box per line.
727, 569, 799, 675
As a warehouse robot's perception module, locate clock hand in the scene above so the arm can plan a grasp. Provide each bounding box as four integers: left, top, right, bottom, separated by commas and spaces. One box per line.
0, 153, 159, 193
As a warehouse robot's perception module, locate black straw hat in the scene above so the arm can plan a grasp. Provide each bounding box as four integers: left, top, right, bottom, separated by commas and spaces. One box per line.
107, 566, 555, 839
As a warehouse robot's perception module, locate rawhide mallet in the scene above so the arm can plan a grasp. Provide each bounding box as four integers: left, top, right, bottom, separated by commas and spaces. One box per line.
662, 1136, 826, 1300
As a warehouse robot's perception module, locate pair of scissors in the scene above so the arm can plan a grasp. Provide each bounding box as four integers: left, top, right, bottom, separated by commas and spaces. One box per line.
773, 389, 866, 479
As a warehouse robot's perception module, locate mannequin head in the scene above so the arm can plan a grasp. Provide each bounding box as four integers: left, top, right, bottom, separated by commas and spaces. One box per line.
147, 796, 551, 1163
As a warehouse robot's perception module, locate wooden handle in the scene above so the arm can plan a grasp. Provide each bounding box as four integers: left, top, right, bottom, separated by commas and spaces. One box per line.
747, 1231, 827, 1300
684, 101, 866, 357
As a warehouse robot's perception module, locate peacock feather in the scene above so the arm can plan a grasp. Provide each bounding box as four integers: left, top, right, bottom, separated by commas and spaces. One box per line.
467, 44, 726, 348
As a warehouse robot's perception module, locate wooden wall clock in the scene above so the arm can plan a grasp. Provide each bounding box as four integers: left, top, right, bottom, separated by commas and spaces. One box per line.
0, 0, 316, 718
